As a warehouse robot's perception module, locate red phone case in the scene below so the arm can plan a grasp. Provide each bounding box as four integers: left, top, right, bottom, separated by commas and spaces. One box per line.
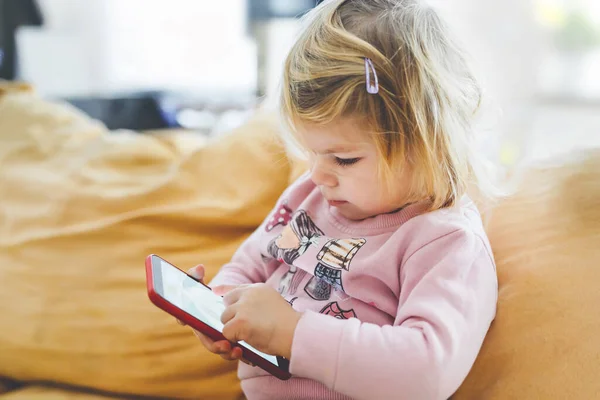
145, 254, 291, 380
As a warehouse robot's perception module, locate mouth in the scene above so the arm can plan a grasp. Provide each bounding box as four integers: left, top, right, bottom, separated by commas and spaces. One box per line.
327, 199, 348, 207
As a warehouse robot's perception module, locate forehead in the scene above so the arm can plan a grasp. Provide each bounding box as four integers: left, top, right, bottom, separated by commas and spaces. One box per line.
295, 118, 373, 153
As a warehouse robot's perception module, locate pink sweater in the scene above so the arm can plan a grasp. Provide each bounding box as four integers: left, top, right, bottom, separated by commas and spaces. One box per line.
210, 173, 497, 400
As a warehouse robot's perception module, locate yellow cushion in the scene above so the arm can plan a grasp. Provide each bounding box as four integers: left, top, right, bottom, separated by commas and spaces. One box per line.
0, 88, 292, 399
0, 379, 15, 395
455, 148, 600, 399
0, 386, 121, 400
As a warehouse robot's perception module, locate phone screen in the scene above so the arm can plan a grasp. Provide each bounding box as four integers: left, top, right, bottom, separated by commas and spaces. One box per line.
152, 256, 284, 369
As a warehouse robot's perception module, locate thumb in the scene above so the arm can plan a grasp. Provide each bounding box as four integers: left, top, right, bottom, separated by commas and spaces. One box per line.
187, 264, 206, 282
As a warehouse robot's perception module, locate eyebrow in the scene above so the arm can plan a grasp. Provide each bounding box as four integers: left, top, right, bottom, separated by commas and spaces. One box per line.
322, 146, 359, 154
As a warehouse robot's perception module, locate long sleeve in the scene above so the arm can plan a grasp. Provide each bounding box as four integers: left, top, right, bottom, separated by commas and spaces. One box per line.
288, 229, 497, 400
208, 226, 273, 287
209, 173, 314, 288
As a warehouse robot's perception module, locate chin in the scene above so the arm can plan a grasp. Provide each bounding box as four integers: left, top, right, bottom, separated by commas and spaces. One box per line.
339, 209, 372, 221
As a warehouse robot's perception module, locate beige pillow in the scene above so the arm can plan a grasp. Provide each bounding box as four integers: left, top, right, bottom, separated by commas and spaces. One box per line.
0, 379, 15, 396
0, 386, 120, 400
455, 148, 600, 399
0, 89, 292, 399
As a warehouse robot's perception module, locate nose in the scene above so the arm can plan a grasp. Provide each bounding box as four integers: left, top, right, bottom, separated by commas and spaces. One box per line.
310, 158, 337, 188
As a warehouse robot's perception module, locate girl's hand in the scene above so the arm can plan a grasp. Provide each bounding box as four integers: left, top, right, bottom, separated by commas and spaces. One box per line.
174, 264, 208, 326
176, 264, 254, 365
214, 283, 302, 360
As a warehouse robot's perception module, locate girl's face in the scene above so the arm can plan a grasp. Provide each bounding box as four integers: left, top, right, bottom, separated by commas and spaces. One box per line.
297, 118, 411, 221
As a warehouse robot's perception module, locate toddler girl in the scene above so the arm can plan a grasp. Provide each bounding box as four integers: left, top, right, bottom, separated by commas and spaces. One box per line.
186, 0, 498, 398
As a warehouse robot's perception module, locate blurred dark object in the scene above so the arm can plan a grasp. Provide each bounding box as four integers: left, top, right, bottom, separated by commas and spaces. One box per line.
65, 93, 174, 131
247, 0, 317, 21
0, 0, 43, 80
248, 0, 321, 96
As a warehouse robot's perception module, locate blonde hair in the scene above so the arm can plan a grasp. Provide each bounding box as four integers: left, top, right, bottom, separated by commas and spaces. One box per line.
280, 0, 499, 210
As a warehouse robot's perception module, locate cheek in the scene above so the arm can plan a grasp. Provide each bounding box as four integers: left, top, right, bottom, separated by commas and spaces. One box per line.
340, 163, 378, 194
344, 177, 380, 203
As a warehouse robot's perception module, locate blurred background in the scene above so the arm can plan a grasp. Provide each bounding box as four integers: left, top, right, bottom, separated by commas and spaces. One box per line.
1, 0, 599, 167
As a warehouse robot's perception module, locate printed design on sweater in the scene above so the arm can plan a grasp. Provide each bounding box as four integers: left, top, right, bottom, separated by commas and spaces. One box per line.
304, 275, 332, 301
268, 210, 323, 297
320, 301, 357, 320
265, 201, 293, 232
304, 237, 367, 296
288, 297, 299, 307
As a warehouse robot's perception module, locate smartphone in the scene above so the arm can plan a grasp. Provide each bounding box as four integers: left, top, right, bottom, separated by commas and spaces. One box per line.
145, 254, 291, 380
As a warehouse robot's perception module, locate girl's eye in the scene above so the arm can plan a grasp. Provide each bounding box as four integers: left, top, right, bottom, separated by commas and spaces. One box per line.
334, 157, 361, 167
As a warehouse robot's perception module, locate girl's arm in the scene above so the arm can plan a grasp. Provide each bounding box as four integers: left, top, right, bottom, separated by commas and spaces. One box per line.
289, 229, 497, 400
209, 172, 313, 287
208, 226, 274, 287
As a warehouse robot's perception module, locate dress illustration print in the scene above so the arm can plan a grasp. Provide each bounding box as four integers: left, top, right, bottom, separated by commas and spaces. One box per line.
265, 206, 366, 319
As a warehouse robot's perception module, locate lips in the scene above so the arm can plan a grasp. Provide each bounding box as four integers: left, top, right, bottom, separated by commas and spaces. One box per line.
327, 200, 347, 207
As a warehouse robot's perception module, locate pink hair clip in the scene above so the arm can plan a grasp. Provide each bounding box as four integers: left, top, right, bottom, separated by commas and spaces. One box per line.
364, 58, 379, 94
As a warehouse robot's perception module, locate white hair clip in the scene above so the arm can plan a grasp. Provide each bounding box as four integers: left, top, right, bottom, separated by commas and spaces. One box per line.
364, 58, 379, 94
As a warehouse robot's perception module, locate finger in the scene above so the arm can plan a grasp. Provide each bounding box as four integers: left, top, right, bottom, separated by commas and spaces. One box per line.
219, 346, 254, 366
192, 329, 213, 347
192, 329, 220, 353
217, 344, 241, 361
212, 340, 234, 355
220, 304, 238, 325
230, 346, 244, 360
175, 318, 186, 326
230, 346, 256, 367
219, 285, 250, 305
187, 264, 206, 281
212, 284, 245, 297
212, 343, 241, 361
222, 317, 248, 344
